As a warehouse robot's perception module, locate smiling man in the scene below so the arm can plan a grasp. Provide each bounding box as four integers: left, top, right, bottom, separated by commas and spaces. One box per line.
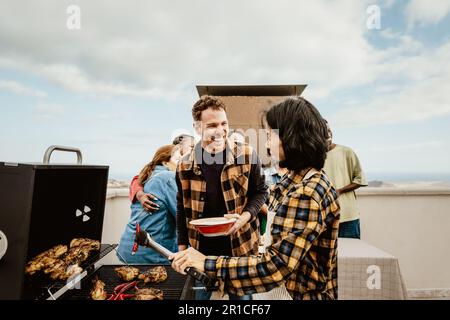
176, 95, 268, 300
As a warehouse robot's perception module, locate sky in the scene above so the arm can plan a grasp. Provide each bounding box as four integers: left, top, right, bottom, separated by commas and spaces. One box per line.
1, 0, 450, 182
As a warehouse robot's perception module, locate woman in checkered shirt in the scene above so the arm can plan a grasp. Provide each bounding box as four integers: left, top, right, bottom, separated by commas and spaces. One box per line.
171, 97, 341, 300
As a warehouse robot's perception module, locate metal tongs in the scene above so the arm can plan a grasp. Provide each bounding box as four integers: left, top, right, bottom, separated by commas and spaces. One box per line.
132, 223, 216, 290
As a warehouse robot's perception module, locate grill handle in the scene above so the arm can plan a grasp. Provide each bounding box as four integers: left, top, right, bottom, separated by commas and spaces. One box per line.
43, 145, 83, 165
137, 230, 216, 288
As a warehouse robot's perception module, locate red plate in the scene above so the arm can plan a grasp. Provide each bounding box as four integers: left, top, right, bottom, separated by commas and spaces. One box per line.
189, 217, 236, 237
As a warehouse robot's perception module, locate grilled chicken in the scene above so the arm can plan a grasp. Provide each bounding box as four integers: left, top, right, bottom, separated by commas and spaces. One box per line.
135, 288, 164, 300
66, 264, 83, 277
65, 239, 100, 265
64, 245, 92, 265
90, 278, 107, 300
25, 238, 100, 280
25, 245, 68, 275
48, 261, 69, 280
115, 266, 140, 282
138, 266, 168, 284
70, 238, 100, 250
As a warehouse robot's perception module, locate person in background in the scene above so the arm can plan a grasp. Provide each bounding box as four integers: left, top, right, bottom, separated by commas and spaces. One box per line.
129, 134, 195, 212
259, 160, 288, 236
323, 120, 367, 239
176, 95, 268, 300
170, 97, 340, 300
117, 144, 180, 264
264, 162, 288, 188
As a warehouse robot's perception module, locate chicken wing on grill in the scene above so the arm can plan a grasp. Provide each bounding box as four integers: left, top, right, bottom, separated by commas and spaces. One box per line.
115, 266, 140, 282
138, 266, 168, 284
135, 288, 164, 300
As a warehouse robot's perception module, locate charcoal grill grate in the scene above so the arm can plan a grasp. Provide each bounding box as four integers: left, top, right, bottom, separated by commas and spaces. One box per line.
60, 264, 188, 300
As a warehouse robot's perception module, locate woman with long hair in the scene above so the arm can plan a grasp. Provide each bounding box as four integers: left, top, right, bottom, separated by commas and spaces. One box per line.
170, 97, 341, 300
117, 144, 181, 264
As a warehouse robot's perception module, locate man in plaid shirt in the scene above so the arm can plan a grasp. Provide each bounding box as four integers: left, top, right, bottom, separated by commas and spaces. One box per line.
171, 97, 340, 300
176, 95, 268, 300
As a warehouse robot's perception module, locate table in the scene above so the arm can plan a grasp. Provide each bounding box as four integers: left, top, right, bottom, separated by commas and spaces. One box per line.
252, 238, 408, 300
338, 238, 408, 300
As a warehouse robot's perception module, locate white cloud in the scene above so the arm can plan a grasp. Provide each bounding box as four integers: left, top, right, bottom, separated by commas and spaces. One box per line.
331, 37, 450, 127
0, 0, 376, 100
0, 0, 448, 128
0, 79, 47, 97
33, 102, 65, 120
406, 0, 450, 27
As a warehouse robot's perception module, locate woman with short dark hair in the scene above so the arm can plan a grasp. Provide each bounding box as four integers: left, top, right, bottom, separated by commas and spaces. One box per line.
265, 97, 329, 171
170, 97, 341, 300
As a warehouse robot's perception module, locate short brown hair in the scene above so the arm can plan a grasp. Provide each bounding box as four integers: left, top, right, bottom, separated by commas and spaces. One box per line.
192, 95, 227, 121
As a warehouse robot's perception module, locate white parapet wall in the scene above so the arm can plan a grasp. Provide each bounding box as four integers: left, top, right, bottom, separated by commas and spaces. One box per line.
103, 187, 450, 298
357, 187, 450, 299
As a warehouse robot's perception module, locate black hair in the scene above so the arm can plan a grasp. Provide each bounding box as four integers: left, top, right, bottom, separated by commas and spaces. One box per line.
265, 97, 328, 172
172, 134, 194, 146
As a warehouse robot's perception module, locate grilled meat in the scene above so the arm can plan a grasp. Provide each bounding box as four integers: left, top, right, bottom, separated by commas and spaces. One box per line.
25, 238, 100, 280
70, 238, 100, 250
48, 261, 69, 280
64, 245, 93, 265
66, 264, 83, 278
65, 239, 100, 264
134, 288, 164, 300
25, 245, 68, 275
115, 266, 140, 282
90, 278, 107, 300
138, 266, 168, 284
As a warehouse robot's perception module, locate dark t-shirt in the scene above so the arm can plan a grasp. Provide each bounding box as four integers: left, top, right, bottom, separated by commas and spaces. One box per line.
198, 148, 232, 256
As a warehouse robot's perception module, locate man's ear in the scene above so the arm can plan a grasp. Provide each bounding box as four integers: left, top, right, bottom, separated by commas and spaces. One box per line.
193, 121, 202, 137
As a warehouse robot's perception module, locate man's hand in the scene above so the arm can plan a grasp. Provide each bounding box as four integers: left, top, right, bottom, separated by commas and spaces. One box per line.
337, 183, 363, 197
169, 247, 206, 274
136, 190, 160, 212
224, 211, 251, 235
260, 204, 268, 216
178, 244, 187, 252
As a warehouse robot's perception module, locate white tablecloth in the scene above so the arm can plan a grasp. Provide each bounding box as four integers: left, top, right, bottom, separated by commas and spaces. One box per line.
253, 238, 408, 300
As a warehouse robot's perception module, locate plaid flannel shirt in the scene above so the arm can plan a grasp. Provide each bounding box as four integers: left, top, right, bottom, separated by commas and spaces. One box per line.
204, 168, 340, 300
176, 140, 267, 257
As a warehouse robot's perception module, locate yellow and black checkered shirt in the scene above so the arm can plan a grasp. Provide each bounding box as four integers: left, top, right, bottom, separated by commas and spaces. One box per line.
176, 140, 268, 257
204, 168, 340, 300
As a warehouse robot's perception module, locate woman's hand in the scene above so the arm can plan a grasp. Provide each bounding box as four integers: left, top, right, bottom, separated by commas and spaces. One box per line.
225, 211, 251, 235
136, 191, 160, 212
169, 247, 206, 274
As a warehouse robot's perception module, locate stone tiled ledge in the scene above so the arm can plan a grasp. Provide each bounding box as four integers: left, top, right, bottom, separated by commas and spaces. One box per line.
357, 187, 450, 196
106, 188, 129, 199
106, 187, 450, 200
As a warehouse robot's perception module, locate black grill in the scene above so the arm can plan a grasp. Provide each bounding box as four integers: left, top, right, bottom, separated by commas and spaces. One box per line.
0, 147, 196, 300
60, 264, 191, 300
0, 154, 109, 300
